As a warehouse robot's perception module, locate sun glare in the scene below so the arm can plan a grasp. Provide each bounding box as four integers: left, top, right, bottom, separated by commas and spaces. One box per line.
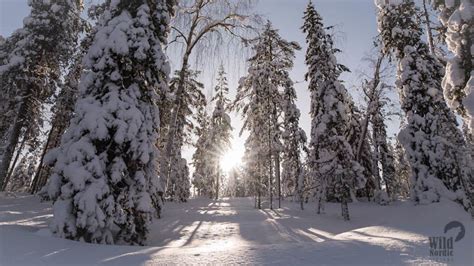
220, 148, 243, 172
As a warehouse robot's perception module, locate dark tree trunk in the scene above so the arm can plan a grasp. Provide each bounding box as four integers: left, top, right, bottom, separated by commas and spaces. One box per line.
2, 133, 27, 191
0, 102, 27, 190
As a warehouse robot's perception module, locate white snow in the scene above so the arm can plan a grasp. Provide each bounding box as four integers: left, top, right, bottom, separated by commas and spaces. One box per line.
1, 193, 472, 265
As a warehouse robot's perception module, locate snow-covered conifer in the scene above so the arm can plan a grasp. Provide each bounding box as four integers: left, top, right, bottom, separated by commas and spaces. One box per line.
192, 107, 214, 197
208, 65, 233, 199
392, 138, 411, 198
0, 0, 84, 189
281, 80, 307, 209
235, 22, 300, 209
303, 2, 365, 220
376, 0, 473, 212
44, 0, 176, 245
432, 0, 474, 137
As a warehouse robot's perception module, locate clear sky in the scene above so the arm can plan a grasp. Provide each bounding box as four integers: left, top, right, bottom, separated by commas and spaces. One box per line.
0, 0, 400, 174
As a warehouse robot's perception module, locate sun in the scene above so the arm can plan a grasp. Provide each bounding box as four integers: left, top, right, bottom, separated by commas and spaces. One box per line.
220, 148, 243, 172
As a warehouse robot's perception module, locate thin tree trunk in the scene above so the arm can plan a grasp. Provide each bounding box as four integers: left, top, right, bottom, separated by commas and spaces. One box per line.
341, 182, 350, 221
268, 116, 273, 210
273, 105, 281, 209
297, 168, 304, 210
422, 0, 436, 56
30, 126, 54, 193
300, 193, 304, 210
215, 164, 219, 200
257, 156, 261, 209
372, 131, 382, 191
341, 200, 350, 221
317, 179, 325, 214
317, 195, 323, 214
276, 150, 281, 208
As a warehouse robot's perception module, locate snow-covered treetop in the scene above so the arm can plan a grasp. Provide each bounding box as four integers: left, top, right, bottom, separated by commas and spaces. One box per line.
0, 0, 85, 75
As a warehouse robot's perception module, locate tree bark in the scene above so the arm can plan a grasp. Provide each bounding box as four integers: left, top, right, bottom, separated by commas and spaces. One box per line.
30, 126, 54, 193
274, 110, 281, 209
215, 164, 219, 200
257, 157, 261, 209
356, 55, 383, 162
268, 100, 273, 210
2, 133, 27, 191
422, 0, 436, 56
0, 102, 27, 190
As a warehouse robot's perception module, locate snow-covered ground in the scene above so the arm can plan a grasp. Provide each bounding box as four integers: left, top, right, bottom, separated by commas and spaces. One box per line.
0, 193, 472, 265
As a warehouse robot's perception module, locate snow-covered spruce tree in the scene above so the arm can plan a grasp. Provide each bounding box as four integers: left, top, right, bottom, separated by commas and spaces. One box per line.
208, 65, 233, 199
281, 79, 307, 210
302, 2, 365, 220
236, 65, 268, 209
432, 0, 474, 139
234, 22, 300, 209
241, 133, 265, 208
191, 107, 214, 197
393, 138, 411, 198
0, 0, 84, 189
235, 43, 263, 204
163, 69, 205, 201
377, 0, 473, 213
44, 0, 176, 245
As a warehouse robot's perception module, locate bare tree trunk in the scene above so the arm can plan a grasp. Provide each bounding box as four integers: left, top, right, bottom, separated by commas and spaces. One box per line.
30, 126, 54, 193
341, 200, 350, 221
273, 105, 281, 209
356, 55, 383, 162
341, 183, 350, 221
268, 108, 273, 210
317, 195, 323, 214
257, 156, 261, 209
0, 102, 27, 189
422, 0, 436, 56
276, 153, 280, 208
297, 169, 304, 210
300, 194, 304, 210
2, 133, 27, 191
215, 164, 219, 200
317, 178, 326, 214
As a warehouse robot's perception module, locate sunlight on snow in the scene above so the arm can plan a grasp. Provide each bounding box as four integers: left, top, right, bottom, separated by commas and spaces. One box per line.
162, 220, 246, 250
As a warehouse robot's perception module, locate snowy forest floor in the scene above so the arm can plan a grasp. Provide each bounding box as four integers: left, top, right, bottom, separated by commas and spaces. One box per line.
0, 193, 473, 265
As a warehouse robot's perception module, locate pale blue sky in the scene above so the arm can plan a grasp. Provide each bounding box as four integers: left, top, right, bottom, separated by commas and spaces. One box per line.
0, 0, 400, 172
